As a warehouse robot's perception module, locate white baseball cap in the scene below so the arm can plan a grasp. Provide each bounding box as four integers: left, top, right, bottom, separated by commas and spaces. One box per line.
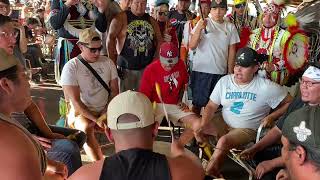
107, 90, 155, 130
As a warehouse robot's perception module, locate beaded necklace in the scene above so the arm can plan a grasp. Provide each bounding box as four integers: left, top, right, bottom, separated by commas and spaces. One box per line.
252, 26, 280, 63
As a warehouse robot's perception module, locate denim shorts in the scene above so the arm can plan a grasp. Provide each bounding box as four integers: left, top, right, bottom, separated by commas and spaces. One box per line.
190, 71, 224, 107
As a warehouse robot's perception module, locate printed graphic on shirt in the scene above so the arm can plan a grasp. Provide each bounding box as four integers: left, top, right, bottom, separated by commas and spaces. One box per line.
225, 91, 257, 101
230, 101, 244, 114
225, 91, 257, 114
164, 72, 179, 93
84, 67, 105, 97
170, 18, 187, 26
127, 20, 155, 57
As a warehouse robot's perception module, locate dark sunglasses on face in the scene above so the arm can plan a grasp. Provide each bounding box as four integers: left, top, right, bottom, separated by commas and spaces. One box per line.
158, 11, 169, 16
235, 3, 246, 9
84, 45, 103, 53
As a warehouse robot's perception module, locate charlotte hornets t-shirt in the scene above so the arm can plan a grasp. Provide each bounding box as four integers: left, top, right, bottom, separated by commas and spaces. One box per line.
210, 75, 288, 130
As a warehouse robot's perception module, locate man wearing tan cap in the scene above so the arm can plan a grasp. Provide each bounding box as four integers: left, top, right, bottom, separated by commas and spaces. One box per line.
69, 90, 204, 180
61, 28, 119, 161
0, 48, 46, 179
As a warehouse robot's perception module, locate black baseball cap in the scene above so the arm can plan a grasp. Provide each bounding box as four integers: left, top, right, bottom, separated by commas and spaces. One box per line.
211, 0, 227, 8
235, 47, 259, 67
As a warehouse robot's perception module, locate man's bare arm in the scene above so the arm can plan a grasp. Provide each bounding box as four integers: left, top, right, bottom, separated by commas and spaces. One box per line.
107, 12, 125, 65
241, 126, 282, 159
201, 100, 219, 128
68, 160, 104, 180
227, 43, 237, 74
24, 101, 53, 138
109, 78, 119, 101
168, 156, 205, 180
0, 123, 43, 180
62, 85, 98, 122
150, 17, 163, 58
189, 27, 202, 50
189, 19, 206, 50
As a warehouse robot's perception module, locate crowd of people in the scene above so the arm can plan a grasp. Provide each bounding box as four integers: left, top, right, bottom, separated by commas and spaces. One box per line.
0, 0, 319, 179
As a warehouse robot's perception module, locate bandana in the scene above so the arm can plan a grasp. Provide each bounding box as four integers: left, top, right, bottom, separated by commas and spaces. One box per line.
303, 66, 320, 81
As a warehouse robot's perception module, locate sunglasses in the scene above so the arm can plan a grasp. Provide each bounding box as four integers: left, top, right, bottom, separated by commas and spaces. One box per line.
158, 11, 169, 16
235, 3, 246, 9
83, 45, 102, 53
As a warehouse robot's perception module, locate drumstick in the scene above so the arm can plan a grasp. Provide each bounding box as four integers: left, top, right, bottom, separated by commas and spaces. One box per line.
96, 114, 107, 128
155, 82, 175, 140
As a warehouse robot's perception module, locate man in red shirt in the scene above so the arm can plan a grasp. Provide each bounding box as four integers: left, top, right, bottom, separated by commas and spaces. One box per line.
140, 42, 200, 145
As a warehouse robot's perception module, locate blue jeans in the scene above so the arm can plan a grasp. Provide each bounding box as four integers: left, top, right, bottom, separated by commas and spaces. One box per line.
11, 113, 86, 176
191, 71, 224, 107
49, 125, 87, 148
47, 139, 82, 176
47, 125, 86, 176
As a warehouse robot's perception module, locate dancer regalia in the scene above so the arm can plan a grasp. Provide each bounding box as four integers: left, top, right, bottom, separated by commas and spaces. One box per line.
247, 0, 308, 86
226, 0, 258, 49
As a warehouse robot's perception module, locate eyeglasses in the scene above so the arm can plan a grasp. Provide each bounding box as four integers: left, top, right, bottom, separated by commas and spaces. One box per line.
0, 31, 18, 38
235, 3, 246, 9
299, 79, 320, 88
158, 11, 169, 16
83, 45, 102, 53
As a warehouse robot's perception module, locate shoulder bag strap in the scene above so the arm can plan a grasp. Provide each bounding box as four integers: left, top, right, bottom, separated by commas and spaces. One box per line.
77, 55, 111, 95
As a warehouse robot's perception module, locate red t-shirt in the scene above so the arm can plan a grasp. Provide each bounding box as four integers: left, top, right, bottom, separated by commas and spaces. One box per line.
139, 59, 189, 104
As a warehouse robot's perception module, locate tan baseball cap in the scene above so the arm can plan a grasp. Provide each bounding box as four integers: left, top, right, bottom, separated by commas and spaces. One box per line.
0, 48, 19, 72
107, 90, 155, 130
77, 28, 101, 47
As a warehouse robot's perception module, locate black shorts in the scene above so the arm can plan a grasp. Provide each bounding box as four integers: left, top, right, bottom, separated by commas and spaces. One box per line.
190, 71, 224, 108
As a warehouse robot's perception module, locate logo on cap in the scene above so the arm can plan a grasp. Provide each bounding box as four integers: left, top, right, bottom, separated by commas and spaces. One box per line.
167, 51, 173, 58
293, 121, 312, 142
238, 53, 245, 60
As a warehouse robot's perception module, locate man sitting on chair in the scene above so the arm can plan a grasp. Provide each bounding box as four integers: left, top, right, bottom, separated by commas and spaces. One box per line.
195, 47, 293, 177
60, 28, 119, 161
139, 42, 200, 146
